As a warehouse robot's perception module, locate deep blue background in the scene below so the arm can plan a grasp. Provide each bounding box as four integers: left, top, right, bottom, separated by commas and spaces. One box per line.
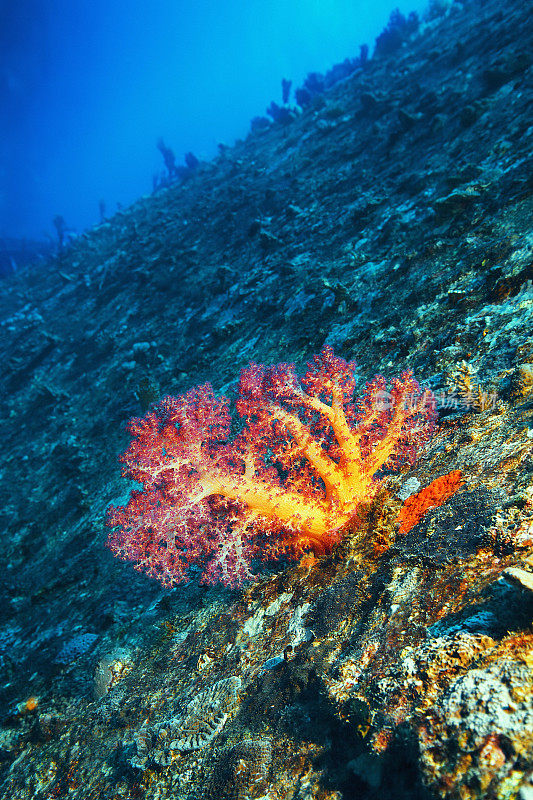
1, 0, 427, 241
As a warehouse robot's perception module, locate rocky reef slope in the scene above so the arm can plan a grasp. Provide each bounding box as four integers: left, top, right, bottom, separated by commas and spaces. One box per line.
0, 0, 532, 797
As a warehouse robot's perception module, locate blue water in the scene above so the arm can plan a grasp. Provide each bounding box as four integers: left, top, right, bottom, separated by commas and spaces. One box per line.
2, 0, 428, 241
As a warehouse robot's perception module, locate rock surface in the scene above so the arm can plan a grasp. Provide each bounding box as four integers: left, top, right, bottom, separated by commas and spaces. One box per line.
0, 0, 532, 797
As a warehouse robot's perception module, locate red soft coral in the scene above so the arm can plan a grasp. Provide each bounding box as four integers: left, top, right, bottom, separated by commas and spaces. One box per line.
107, 347, 436, 587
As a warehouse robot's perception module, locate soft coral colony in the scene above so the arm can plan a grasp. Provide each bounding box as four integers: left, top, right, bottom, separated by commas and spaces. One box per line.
106, 347, 436, 587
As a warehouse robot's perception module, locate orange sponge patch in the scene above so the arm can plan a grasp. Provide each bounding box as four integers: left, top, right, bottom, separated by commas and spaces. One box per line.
398, 470, 463, 534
